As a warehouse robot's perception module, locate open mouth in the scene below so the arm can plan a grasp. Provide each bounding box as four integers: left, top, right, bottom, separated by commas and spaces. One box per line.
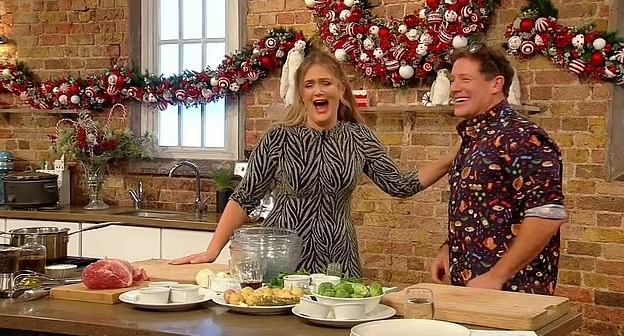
453, 97, 469, 105
313, 99, 329, 113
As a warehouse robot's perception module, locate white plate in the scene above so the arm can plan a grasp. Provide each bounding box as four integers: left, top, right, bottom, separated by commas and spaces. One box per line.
350, 319, 471, 336
293, 304, 396, 328
119, 288, 215, 311
212, 294, 296, 315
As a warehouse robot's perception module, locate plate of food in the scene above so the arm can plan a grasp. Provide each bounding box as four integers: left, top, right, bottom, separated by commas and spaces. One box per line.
212, 286, 304, 315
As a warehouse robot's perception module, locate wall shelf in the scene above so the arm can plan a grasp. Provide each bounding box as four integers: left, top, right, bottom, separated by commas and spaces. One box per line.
0, 108, 84, 123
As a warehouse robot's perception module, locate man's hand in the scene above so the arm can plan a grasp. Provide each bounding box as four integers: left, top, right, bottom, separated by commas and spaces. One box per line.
466, 272, 506, 290
430, 244, 450, 283
168, 251, 216, 265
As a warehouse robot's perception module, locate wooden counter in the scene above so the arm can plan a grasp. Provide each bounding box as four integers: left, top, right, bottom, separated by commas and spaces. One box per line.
0, 205, 220, 232
0, 297, 581, 336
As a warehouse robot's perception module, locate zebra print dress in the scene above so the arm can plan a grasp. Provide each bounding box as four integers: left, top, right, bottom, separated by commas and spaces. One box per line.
231, 121, 424, 277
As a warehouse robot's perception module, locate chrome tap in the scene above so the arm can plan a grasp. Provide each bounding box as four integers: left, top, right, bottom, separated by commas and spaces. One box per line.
168, 161, 207, 219
128, 181, 143, 210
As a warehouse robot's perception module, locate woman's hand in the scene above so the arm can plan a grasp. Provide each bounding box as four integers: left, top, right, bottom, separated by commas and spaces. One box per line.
168, 251, 217, 265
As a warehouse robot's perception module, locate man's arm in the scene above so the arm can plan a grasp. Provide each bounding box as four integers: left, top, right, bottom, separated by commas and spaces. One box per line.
467, 217, 563, 289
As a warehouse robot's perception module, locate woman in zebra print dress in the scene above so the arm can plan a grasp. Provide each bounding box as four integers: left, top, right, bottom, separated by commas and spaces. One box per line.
171, 51, 458, 277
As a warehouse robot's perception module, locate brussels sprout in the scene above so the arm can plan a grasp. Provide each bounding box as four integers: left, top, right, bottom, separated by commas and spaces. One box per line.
320, 288, 336, 297
335, 288, 351, 298
352, 283, 370, 297
316, 282, 334, 294
335, 282, 354, 295
350, 293, 364, 298
368, 282, 383, 296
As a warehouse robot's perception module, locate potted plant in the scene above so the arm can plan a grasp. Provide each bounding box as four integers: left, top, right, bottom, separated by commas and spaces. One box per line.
211, 167, 234, 213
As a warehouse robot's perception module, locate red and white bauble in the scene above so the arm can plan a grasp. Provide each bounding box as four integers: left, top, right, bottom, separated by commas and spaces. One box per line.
393, 46, 407, 60
568, 59, 586, 74
264, 38, 277, 49
604, 67, 617, 78
339, 9, 350, 21
461, 6, 473, 17
210, 77, 219, 87
520, 41, 535, 55
325, 10, 336, 21
175, 89, 186, 100
444, 10, 458, 22
218, 77, 231, 88
246, 70, 260, 81
427, 13, 443, 26
84, 87, 96, 97
385, 60, 400, 71
534, 17, 549, 32
439, 29, 453, 44
399, 65, 414, 79
58, 94, 68, 105
365, 66, 374, 76
106, 85, 118, 95
422, 62, 433, 72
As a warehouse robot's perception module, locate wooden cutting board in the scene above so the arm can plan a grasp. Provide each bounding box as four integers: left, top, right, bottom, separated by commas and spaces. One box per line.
132, 259, 230, 283
49, 282, 146, 304
380, 283, 570, 331
49, 259, 229, 304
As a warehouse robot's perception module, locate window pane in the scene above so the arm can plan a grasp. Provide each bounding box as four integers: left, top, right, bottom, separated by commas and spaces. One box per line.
205, 42, 225, 69
159, 0, 179, 40
158, 105, 179, 146
183, 43, 203, 72
205, 0, 225, 38
182, 0, 203, 39
182, 105, 202, 147
204, 99, 225, 147
159, 44, 179, 76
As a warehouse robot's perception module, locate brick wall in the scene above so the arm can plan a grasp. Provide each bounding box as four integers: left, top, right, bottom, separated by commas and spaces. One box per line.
0, 0, 623, 334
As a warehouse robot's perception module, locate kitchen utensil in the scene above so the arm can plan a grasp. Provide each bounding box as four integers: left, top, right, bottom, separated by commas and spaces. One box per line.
2, 168, 59, 208
11, 286, 52, 302
1, 222, 117, 261
380, 283, 571, 330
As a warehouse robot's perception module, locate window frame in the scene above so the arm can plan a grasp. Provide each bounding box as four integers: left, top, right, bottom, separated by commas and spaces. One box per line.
139, 0, 245, 161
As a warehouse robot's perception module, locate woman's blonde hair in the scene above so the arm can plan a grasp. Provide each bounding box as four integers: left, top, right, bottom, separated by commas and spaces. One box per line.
278, 51, 363, 126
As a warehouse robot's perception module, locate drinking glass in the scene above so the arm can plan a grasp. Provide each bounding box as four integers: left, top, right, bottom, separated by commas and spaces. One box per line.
325, 262, 342, 277
404, 287, 435, 319
235, 260, 265, 290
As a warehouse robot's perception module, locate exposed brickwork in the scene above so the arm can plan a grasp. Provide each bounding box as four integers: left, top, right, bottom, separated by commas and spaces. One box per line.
0, 1, 623, 334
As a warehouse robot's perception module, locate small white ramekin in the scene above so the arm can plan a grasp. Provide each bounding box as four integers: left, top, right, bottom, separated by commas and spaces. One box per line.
297, 297, 332, 319
332, 302, 366, 320
170, 284, 201, 303
137, 287, 170, 304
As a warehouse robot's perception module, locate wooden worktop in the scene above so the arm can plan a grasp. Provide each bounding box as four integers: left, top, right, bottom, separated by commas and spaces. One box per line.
0, 297, 581, 336
0, 205, 220, 232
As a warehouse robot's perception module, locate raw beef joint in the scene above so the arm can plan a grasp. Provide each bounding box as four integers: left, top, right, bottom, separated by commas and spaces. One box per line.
82, 259, 149, 289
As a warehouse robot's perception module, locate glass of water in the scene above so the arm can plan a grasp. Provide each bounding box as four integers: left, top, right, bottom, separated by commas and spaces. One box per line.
404, 287, 435, 319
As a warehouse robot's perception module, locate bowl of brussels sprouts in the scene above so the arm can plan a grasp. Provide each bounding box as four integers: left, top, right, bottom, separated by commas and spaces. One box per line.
313, 280, 385, 314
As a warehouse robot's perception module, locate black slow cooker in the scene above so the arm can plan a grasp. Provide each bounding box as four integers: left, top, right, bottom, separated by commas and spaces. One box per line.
2, 170, 59, 208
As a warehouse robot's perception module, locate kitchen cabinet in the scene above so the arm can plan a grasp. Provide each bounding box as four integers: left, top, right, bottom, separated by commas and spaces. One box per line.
5, 219, 80, 256
161, 228, 231, 265
81, 223, 161, 262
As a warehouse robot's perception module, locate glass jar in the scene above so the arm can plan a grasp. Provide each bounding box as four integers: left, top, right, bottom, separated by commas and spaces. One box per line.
0, 246, 20, 274
18, 234, 47, 274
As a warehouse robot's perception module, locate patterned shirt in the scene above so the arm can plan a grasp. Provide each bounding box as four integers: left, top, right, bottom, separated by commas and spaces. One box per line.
448, 100, 566, 295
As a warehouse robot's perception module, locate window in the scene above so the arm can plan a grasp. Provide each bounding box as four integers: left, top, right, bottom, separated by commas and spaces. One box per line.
140, 0, 244, 160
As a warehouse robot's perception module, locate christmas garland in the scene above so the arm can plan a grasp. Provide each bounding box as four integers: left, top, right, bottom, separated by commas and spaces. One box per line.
0, 28, 306, 111
505, 0, 624, 85
307, 0, 501, 87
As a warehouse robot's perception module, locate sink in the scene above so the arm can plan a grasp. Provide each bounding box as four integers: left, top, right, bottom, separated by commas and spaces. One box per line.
116, 210, 185, 219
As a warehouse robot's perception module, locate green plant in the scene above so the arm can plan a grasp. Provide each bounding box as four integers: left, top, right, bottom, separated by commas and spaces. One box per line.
211, 168, 234, 192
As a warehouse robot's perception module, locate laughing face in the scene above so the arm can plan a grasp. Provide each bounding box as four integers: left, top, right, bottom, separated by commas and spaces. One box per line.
301, 64, 343, 130
450, 57, 505, 119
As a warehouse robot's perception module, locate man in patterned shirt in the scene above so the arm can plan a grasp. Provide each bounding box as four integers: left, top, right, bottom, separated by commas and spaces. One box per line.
430, 43, 567, 295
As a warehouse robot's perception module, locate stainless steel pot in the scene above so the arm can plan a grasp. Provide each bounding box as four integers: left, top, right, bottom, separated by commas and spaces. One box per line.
2, 169, 59, 208
0, 222, 118, 261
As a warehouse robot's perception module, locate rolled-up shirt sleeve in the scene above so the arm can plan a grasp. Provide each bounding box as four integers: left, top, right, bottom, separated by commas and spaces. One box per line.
230, 126, 283, 214
504, 130, 566, 220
